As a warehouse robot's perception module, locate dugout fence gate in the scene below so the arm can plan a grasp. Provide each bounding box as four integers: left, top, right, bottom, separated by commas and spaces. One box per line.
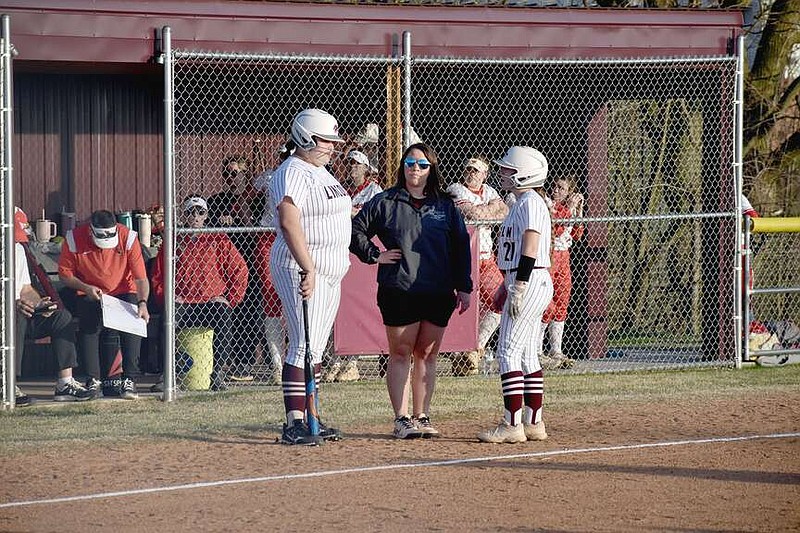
160, 26, 744, 399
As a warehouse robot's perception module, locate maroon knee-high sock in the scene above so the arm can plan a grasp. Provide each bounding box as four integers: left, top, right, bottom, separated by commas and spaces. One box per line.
501, 371, 524, 425
281, 363, 305, 422
523, 370, 544, 425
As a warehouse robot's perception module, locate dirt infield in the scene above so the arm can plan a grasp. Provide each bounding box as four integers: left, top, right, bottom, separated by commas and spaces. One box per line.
2, 391, 799, 532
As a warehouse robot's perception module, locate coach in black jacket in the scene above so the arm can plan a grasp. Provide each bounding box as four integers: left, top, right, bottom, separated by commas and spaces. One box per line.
350, 142, 472, 440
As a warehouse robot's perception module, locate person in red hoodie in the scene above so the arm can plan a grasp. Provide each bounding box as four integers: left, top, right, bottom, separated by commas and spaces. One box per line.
151, 196, 249, 390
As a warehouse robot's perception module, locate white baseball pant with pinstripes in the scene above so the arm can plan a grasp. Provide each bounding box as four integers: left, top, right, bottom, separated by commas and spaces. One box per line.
271, 267, 343, 368
496, 269, 554, 375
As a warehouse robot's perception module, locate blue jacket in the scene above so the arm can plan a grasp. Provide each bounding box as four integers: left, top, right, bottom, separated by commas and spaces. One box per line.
350, 186, 473, 295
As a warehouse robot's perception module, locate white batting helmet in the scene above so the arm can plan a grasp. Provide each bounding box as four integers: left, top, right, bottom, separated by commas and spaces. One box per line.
290, 108, 344, 150
494, 146, 548, 189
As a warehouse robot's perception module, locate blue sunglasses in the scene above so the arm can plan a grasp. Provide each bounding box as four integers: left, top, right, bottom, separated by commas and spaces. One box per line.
404, 157, 431, 170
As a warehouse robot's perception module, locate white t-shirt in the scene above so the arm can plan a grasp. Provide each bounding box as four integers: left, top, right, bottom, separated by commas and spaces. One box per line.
497, 190, 552, 270
351, 181, 383, 212
254, 169, 276, 228
269, 156, 352, 277
15, 243, 31, 299
447, 182, 502, 259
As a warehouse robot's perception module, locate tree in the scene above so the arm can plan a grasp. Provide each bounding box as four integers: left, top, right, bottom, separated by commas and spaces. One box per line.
583, 0, 798, 214
736, 0, 799, 216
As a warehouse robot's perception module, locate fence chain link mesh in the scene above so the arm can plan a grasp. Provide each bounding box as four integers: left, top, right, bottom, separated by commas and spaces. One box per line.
170, 49, 739, 391
746, 229, 800, 361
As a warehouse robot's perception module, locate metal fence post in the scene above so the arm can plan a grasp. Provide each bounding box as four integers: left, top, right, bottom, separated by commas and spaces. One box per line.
733, 33, 745, 369
1, 14, 16, 410
402, 31, 411, 150
162, 25, 176, 402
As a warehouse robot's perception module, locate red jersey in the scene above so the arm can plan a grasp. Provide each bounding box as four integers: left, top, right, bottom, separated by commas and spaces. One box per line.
58, 223, 146, 296
552, 202, 585, 242
151, 232, 248, 307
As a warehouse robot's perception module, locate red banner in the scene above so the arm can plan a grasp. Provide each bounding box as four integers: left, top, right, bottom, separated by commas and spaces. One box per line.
334, 228, 479, 355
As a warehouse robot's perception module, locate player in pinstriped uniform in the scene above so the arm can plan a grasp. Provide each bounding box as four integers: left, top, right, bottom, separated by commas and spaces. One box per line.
269, 109, 352, 445
478, 146, 554, 444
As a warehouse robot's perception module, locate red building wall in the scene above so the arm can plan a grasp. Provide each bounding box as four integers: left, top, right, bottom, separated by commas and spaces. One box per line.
2, 0, 742, 226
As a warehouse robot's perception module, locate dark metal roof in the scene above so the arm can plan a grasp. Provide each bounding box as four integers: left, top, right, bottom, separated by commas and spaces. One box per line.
3, 0, 742, 64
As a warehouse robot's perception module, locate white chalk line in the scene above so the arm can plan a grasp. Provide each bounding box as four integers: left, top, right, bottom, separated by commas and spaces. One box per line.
2, 432, 798, 509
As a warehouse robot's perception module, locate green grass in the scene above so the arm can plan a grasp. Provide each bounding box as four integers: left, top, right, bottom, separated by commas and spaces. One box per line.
2, 365, 798, 455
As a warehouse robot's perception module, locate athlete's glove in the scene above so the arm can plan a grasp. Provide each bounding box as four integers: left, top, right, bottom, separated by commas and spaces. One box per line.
508, 280, 528, 319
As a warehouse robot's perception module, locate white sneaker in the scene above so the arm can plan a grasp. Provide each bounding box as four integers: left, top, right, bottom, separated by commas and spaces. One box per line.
320, 362, 341, 383
550, 352, 575, 370
414, 415, 440, 438
524, 421, 548, 441
393, 416, 422, 439
477, 419, 526, 443
336, 360, 360, 382
539, 353, 558, 370
452, 350, 480, 376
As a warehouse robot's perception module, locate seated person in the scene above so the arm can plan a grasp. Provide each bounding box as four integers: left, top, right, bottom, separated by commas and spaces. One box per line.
58, 209, 150, 400
151, 196, 249, 390
13, 207, 92, 405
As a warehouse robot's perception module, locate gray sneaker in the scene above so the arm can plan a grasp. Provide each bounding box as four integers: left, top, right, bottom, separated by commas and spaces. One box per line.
119, 377, 139, 400
102, 377, 138, 400
414, 415, 440, 438
85, 378, 102, 399
54, 378, 93, 402
14, 386, 34, 407
393, 416, 422, 439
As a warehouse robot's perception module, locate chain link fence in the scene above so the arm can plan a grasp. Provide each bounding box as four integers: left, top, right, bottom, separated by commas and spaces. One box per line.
744, 218, 800, 365
168, 45, 740, 390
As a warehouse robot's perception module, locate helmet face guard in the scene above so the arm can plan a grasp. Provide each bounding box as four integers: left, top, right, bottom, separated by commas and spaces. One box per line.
290, 109, 344, 150
494, 146, 548, 189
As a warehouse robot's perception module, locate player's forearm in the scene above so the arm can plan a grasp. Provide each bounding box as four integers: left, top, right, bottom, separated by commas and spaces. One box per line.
134, 278, 150, 303
59, 274, 92, 294
468, 201, 507, 221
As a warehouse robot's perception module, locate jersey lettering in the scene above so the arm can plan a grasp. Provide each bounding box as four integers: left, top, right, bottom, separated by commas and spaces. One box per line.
323, 183, 349, 200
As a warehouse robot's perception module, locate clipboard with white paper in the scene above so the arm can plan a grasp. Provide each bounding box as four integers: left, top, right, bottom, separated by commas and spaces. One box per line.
101, 294, 148, 338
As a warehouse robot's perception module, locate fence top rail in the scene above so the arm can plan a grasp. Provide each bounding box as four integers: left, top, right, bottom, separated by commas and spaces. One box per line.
750, 217, 800, 234
173, 49, 400, 64
175, 226, 275, 235
412, 55, 737, 66
171, 49, 737, 67
465, 211, 737, 227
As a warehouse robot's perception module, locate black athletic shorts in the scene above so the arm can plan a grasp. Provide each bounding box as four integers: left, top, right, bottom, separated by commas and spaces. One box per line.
377, 286, 457, 328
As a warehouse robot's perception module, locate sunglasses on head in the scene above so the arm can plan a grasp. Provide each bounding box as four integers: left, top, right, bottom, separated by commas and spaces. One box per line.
185, 208, 207, 216
404, 158, 431, 170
